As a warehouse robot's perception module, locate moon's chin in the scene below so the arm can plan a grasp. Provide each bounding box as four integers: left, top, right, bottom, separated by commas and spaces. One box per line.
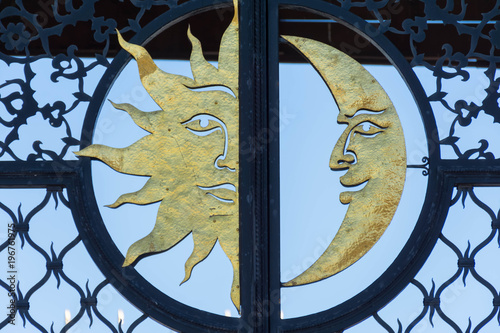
339, 191, 354, 204
338, 180, 369, 204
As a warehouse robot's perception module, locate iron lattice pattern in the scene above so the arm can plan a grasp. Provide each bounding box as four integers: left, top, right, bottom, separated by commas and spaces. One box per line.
350, 187, 500, 333
0, 188, 166, 332
0, 187, 498, 332
0, 0, 499, 332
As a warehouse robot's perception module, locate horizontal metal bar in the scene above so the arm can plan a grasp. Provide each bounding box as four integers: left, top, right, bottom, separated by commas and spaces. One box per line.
0, 161, 81, 187
439, 159, 500, 185
279, 19, 498, 25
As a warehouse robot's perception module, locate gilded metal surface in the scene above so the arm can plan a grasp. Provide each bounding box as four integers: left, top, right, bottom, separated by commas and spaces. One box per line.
282, 36, 406, 287
76, 2, 240, 310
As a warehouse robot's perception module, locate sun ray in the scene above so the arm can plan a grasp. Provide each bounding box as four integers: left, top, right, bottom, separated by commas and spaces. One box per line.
181, 234, 218, 285
123, 200, 192, 266
217, 1, 239, 95
116, 31, 196, 107
218, 221, 239, 311
106, 177, 167, 208
109, 101, 162, 134
187, 26, 222, 86
75, 136, 159, 176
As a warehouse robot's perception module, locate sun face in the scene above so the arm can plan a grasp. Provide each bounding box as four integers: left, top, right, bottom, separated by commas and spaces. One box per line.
76, 2, 240, 311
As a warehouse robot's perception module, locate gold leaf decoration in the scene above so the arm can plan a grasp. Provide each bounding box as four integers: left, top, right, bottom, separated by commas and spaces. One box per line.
76, 0, 240, 311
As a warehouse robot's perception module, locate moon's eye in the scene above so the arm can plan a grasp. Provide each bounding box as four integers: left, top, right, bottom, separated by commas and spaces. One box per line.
182, 114, 224, 136
354, 121, 385, 137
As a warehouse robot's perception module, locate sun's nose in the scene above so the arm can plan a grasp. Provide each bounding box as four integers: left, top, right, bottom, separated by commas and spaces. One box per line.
215, 134, 237, 171
215, 154, 236, 171
212, 120, 238, 171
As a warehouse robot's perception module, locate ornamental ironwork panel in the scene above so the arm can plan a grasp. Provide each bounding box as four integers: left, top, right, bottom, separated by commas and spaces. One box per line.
0, 0, 499, 332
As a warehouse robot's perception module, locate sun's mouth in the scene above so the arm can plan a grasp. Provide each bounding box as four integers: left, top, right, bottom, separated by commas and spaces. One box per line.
197, 183, 237, 203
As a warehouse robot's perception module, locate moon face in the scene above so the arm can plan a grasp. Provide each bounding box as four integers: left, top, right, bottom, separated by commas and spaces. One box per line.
282, 36, 406, 287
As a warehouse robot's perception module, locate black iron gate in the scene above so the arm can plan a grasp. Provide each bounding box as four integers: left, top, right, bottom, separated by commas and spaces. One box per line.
0, 0, 499, 332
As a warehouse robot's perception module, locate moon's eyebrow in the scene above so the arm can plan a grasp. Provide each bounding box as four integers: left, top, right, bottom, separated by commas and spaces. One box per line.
347, 108, 386, 118
354, 121, 386, 130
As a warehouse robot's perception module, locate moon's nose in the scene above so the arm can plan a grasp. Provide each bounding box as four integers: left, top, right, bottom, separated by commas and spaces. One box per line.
330, 131, 355, 170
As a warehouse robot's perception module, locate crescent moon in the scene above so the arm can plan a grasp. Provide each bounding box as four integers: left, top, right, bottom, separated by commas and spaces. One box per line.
282, 35, 407, 287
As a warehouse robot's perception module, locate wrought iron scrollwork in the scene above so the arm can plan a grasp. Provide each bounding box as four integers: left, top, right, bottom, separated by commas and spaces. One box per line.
408, 156, 430, 176
0, 0, 190, 162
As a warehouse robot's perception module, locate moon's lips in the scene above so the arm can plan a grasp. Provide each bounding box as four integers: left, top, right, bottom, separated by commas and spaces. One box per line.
282, 35, 406, 287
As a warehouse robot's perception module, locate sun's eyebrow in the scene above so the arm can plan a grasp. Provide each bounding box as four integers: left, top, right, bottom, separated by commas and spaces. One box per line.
348, 108, 386, 118
185, 84, 236, 98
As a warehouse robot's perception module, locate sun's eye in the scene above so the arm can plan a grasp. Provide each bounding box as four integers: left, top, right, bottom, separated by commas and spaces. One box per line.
354, 121, 385, 137
182, 114, 224, 136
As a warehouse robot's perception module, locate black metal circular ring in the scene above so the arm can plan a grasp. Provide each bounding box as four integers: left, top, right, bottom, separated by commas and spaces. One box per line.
278, 1, 445, 332
76, 1, 239, 332
75, 0, 447, 331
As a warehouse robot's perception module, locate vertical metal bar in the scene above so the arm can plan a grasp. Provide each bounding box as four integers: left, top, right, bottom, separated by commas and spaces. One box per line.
238, 0, 259, 330
239, 0, 280, 332
267, 1, 281, 332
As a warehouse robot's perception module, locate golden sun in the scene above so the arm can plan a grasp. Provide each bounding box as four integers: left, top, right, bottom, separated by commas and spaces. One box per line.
76, 2, 240, 311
